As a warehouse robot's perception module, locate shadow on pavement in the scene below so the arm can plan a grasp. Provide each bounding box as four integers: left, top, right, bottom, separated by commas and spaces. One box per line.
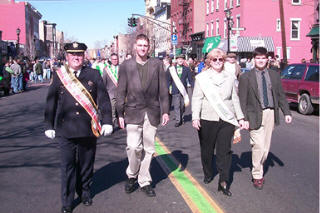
229, 151, 284, 184
151, 150, 189, 188
91, 158, 128, 197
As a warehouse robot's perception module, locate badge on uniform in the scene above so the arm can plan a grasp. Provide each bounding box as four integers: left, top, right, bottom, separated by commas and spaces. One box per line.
88, 81, 94, 86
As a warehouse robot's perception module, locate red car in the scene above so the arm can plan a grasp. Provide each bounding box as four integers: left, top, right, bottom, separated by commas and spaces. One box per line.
281, 63, 319, 115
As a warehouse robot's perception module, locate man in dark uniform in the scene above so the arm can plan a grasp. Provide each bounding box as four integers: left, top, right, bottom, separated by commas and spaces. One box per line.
44, 42, 113, 213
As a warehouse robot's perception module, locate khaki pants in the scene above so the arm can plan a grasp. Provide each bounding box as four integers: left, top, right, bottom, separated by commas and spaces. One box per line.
249, 109, 275, 179
126, 113, 157, 187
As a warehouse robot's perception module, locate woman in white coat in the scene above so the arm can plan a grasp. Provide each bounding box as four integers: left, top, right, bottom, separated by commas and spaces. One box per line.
192, 48, 247, 196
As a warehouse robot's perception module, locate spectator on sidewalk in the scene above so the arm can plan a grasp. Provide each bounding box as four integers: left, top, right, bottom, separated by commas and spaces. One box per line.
34, 58, 43, 83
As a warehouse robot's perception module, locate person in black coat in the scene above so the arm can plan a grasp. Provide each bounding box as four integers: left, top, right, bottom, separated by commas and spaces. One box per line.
1, 60, 12, 96
167, 54, 194, 127
44, 42, 113, 213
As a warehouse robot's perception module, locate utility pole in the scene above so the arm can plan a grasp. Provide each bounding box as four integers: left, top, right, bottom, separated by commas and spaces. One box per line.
279, 0, 287, 65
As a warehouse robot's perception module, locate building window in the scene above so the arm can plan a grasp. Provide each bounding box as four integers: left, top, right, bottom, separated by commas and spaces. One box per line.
224, 0, 228, 10
211, 22, 214, 36
224, 19, 227, 38
206, 23, 209, 37
211, 0, 215, 13
286, 47, 291, 59
236, 15, 240, 28
230, 0, 233, 8
290, 18, 301, 40
216, 0, 219, 11
276, 47, 281, 58
236, 0, 240, 6
216, 19, 220, 35
207, 0, 210, 14
276, 19, 281, 32
292, 0, 301, 5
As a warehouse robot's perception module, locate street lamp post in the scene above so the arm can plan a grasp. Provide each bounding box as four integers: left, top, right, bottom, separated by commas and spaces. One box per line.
225, 9, 233, 54
16, 27, 21, 56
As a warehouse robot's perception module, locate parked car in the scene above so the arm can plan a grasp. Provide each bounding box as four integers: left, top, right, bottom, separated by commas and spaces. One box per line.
280, 63, 319, 115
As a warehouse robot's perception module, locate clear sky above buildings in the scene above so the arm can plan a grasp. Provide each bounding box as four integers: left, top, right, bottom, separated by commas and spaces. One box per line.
23, 0, 145, 48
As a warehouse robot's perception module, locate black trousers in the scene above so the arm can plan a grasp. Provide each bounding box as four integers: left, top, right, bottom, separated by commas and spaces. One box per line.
198, 119, 235, 183
57, 136, 97, 207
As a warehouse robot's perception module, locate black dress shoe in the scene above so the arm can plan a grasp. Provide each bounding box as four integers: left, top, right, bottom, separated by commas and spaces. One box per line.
218, 183, 232, 197
61, 206, 72, 213
203, 176, 213, 184
82, 197, 93, 206
141, 185, 156, 197
175, 122, 181, 127
125, 178, 137, 193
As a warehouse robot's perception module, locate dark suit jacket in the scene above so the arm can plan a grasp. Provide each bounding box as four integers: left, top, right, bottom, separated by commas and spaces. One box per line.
238, 68, 291, 130
116, 57, 169, 127
167, 65, 194, 95
44, 66, 112, 138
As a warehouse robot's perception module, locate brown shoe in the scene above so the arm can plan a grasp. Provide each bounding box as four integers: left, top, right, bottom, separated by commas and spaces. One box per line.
253, 178, 264, 190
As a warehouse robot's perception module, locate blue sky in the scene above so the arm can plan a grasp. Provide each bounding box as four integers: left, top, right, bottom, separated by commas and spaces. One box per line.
24, 0, 145, 48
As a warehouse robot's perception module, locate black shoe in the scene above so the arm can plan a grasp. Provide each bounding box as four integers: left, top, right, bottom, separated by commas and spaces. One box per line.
61, 206, 72, 213
82, 197, 93, 206
125, 178, 137, 193
218, 183, 232, 197
175, 122, 181, 127
140, 185, 156, 197
203, 176, 213, 184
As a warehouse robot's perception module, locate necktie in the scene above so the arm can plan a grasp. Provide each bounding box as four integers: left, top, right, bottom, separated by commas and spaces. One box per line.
262, 71, 269, 108
74, 71, 78, 78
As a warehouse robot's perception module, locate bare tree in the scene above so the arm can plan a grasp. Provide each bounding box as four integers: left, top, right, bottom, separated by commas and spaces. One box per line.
63, 32, 78, 43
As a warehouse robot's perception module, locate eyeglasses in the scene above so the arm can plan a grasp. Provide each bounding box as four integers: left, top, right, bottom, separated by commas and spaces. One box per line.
211, 58, 224, 62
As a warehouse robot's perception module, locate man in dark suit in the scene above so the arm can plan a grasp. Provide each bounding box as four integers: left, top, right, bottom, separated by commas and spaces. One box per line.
44, 42, 113, 213
167, 54, 194, 127
116, 34, 169, 197
238, 47, 292, 190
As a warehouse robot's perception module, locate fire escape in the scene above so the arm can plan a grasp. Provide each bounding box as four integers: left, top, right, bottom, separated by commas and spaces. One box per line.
179, 0, 190, 45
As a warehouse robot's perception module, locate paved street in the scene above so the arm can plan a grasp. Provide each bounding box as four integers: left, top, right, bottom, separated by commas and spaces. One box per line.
0, 85, 319, 213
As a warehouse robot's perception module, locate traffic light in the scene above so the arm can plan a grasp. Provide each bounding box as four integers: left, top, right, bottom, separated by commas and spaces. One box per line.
128, 17, 137, 27
128, 18, 132, 27
132, 18, 137, 27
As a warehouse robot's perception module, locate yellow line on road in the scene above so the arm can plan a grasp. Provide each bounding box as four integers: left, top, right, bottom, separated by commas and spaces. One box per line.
155, 137, 225, 213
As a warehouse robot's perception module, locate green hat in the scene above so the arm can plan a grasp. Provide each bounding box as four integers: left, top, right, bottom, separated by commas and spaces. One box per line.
176, 54, 185, 59
64, 42, 87, 53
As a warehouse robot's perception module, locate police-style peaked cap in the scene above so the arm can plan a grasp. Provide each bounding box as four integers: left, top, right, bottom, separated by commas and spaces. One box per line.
64, 42, 87, 53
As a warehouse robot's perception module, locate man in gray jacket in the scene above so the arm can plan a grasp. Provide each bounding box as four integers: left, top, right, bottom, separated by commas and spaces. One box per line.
116, 34, 169, 197
102, 53, 119, 127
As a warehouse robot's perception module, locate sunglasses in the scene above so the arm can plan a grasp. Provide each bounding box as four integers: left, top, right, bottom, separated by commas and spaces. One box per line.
211, 58, 224, 62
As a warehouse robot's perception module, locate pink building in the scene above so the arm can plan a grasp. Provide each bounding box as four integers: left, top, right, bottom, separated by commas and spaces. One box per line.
0, 0, 42, 58
204, 0, 317, 63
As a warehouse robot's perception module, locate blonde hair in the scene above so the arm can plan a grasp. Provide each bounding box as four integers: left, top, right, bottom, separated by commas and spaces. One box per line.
203, 48, 226, 71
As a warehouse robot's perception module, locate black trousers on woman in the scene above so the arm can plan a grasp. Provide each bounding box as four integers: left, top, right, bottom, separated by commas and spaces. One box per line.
198, 119, 235, 183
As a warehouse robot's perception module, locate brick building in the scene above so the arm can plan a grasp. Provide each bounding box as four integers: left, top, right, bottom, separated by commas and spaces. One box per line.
0, 0, 42, 59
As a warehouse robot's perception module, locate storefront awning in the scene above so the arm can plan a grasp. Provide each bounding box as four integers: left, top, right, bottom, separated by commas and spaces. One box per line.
237, 36, 274, 52
202, 36, 221, 53
307, 24, 319, 37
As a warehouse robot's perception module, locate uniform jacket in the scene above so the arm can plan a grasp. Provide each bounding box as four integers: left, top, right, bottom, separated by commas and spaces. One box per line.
238, 68, 291, 130
102, 65, 118, 100
192, 69, 244, 122
44, 66, 112, 138
167, 65, 194, 95
116, 57, 169, 127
